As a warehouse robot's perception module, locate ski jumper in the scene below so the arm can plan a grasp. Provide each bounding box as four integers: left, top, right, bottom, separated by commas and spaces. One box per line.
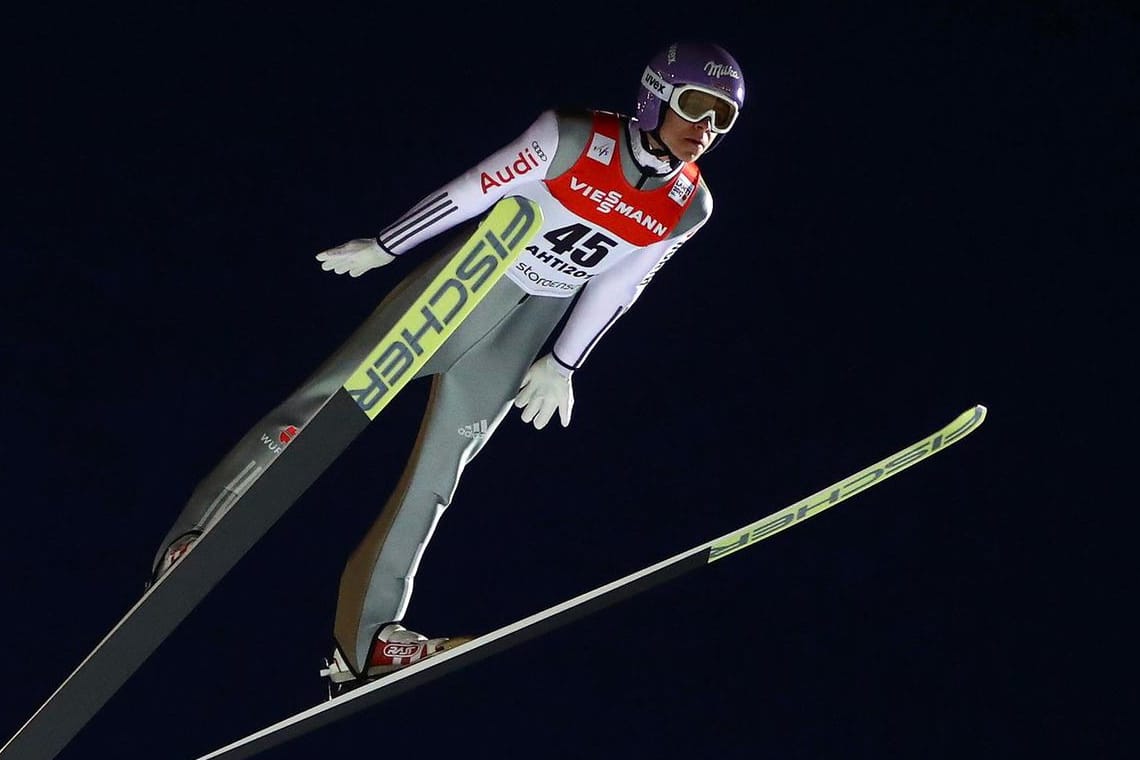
153, 108, 714, 676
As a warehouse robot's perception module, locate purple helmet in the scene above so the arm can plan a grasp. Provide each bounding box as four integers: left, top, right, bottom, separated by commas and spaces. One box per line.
635, 41, 746, 134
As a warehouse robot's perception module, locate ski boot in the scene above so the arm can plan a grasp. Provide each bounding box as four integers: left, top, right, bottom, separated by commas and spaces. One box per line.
146, 530, 201, 590
321, 623, 472, 697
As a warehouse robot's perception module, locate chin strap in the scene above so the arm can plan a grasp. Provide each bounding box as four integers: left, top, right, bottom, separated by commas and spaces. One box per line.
641, 128, 682, 166
625, 125, 681, 191
641, 124, 726, 163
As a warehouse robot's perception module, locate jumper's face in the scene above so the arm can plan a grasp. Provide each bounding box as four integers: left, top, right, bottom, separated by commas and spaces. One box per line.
657, 108, 715, 162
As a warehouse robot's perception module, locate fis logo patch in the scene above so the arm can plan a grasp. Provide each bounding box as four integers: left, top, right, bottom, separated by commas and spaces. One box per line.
588, 133, 616, 165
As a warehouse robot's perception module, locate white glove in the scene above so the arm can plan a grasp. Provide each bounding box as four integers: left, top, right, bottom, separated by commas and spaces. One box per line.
315, 238, 395, 277
514, 353, 574, 430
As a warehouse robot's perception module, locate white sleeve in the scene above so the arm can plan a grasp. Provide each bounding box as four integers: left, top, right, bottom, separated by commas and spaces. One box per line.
377, 110, 560, 254
551, 222, 704, 372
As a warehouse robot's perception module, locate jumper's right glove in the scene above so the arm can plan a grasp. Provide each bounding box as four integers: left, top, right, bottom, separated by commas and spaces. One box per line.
315, 238, 395, 277
514, 353, 574, 430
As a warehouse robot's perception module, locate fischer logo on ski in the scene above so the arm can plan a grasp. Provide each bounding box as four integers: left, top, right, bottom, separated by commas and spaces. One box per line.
709, 405, 987, 561
344, 197, 540, 419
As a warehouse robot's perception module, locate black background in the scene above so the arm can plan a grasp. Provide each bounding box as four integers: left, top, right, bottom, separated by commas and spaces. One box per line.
2, 2, 1133, 758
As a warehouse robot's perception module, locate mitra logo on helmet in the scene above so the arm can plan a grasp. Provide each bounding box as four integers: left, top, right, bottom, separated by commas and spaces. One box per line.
703, 61, 741, 80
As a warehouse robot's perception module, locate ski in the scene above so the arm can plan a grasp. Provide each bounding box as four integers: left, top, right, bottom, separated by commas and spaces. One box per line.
196, 405, 987, 760
0, 196, 543, 760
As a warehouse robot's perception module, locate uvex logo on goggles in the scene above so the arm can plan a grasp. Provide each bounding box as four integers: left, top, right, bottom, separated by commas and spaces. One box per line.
642, 67, 739, 134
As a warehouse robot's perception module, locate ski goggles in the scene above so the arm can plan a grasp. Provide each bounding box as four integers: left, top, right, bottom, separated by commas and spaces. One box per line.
644, 67, 740, 134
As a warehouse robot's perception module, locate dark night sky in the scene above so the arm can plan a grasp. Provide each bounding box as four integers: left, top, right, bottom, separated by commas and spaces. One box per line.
2, 2, 1133, 759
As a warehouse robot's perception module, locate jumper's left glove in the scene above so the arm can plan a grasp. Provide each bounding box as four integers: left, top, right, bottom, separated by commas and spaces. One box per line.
514, 353, 574, 430
315, 238, 395, 277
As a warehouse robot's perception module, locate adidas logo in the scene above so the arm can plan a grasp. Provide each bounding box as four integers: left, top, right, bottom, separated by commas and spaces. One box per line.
458, 420, 489, 440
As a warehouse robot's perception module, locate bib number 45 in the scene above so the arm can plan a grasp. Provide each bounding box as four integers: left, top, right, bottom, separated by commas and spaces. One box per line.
531, 223, 618, 269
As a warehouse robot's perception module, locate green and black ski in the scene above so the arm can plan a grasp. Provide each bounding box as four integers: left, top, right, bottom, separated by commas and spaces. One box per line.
196, 405, 987, 760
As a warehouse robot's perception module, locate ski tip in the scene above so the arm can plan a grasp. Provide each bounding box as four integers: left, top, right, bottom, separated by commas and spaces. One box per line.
946, 404, 987, 442
961, 404, 987, 428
